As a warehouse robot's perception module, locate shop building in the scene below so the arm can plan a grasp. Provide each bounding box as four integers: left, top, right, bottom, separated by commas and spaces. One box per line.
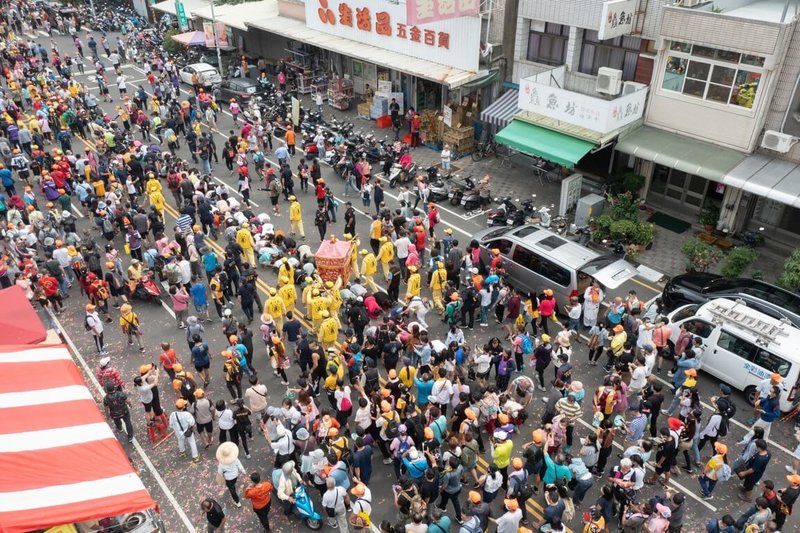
237, 0, 504, 114
613, 0, 799, 245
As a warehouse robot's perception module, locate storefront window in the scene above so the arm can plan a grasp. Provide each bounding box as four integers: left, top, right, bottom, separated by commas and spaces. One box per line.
662, 41, 763, 109
578, 30, 640, 80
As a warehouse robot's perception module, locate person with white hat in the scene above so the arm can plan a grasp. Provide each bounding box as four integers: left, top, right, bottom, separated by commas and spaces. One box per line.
216, 441, 246, 508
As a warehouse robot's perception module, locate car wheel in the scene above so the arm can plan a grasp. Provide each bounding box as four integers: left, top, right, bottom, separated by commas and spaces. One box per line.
744, 385, 757, 407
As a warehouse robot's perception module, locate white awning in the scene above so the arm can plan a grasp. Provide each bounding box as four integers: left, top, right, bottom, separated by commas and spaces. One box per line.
723, 154, 800, 208
191, 0, 277, 31
152, 0, 209, 17
246, 16, 480, 88
479, 89, 518, 129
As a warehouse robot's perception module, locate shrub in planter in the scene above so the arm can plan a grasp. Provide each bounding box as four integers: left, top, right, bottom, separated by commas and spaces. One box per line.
607, 191, 643, 223
591, 214, 614, 242
608, 171, 646, 196
721, 247, 757, 278
699, 203, 721, 230
778, 248, 800, 292
681, 238, 723, 272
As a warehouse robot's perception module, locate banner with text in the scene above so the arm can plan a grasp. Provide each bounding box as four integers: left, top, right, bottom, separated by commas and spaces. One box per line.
407, 0, 480, 25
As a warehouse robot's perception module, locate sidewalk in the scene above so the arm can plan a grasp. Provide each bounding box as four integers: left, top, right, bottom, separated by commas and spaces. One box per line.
300, 91, 786, 283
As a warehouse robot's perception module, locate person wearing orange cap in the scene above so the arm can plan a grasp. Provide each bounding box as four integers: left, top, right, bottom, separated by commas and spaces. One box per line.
133, 364, 162, 423
746, 373, 787, 425
490, 497, 522, 532
222, 350, 243, 401
507, 456, 532, 523
698, 440, 729, 499
84, 301, 105, 354
743, 383, 782, 442
169, 398, 199, 462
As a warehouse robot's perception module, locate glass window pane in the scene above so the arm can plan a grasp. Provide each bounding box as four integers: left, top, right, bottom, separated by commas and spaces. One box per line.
686, 61, 711, 81
682, 78, 706, 98
730, 70, 761, 109
670, 41, 691, 53
527, 34, 542, 62
752, 349, 790, 377
707, 83, 732, 103
710, 65, 735, 86
716, 49, 741, 64
741, 54, 765, 67
687, 174, 707, 194
717, 331, 755, 360
692, 45, 716, 58
663, 57, 687, 92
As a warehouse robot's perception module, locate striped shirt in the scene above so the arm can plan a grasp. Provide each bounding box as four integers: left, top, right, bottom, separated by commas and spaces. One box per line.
555, 397, 582, 423
176, 214, 192, 234
627, 413, 648, 441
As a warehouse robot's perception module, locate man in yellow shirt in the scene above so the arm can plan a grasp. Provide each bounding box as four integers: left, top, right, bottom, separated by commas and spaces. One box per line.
325, 279, 344, 328
406, 265, 421, 299
318, 310, 340, 352
236, 223, 256, 267
301, 277, 316, 318
309, 289, 328, 330
345, 233, 360, 280
277, 257, 294, 283
369, 217, 382, 254
265, 288, 287, 332
360, 249, 378, 292
429, 260, 447, 311
278, 277, 297, 312
288, 196, 304, 239
145, 173, 162, 196
148, 188, 165, 222
376, 237, 394, 280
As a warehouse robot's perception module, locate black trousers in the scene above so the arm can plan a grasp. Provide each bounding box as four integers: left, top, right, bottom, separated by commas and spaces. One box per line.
253, 502, 271, 531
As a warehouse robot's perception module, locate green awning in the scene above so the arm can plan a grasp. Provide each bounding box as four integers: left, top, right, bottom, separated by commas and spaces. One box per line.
495, 120, 594, 167
615, 125, 745, 183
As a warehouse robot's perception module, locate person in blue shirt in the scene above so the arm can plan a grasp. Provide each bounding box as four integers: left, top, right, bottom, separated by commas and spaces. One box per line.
202, 249, 218, 280
401, 447, 428, 480
429, 406, 448, 445
706, 515, 737, 533
430, 508, 452, 533
352, 437, 373, 484
414, 373, 434, 409
190, 281, 211, 322
228, 336, 253, 378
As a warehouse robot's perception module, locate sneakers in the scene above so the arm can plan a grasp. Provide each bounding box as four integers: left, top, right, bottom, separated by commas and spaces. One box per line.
246, 453, 251, 459
382, 457, 393, 465
786, 466, 797, 473
538, 385, 546, 392
233, 501, 242, 508
660, 409, 670, 415
667, 371, 674, 377
192, 456, 200, 463
480, 323, 488, 327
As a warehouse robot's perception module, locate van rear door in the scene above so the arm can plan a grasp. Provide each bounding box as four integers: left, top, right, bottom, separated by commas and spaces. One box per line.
579, 256, 638, 290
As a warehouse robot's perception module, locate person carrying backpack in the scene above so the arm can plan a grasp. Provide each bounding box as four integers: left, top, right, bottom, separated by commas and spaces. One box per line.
508, 457, 533, 524
699, 442, 730, 499
222, 350, 243, 400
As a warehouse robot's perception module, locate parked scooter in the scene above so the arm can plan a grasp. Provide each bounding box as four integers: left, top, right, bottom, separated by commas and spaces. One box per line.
426, 166, 450, 202
448, 175, 475, 206
571, 225, 592, 245
486, 197, 518, 226
460, 180, 483, 211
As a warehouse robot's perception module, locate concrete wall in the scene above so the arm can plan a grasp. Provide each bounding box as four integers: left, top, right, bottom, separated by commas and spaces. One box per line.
243, 27, 290, 64
762, 15, 800, 162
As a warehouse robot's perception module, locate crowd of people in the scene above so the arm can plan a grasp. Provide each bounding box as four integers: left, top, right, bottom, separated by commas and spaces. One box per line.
0, 3, 798, 533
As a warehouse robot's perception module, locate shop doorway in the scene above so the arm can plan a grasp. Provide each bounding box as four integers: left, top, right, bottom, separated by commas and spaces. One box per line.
416, 78, 442, 112
648, 164, 721, 212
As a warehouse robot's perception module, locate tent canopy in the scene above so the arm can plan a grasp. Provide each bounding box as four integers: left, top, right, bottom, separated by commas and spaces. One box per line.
171, 30, 206, 46
0, 345, 156, 532
0, 285, 47, 345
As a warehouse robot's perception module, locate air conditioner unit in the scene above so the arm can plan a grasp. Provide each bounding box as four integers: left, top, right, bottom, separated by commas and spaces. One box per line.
622, 81, 647, 95
596, 67, 623, 96
761, 130, 797, 153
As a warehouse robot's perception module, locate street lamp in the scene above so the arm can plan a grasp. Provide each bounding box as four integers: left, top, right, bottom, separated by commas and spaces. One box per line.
209, 0, 224, 78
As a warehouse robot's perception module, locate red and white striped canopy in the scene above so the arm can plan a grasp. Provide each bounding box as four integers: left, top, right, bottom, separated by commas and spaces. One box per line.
0, 345, 156, 533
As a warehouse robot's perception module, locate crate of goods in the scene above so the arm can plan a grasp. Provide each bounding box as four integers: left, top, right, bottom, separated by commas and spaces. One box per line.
376, 115, 393, 128
357, 102, 371, 118
370, 96, 389, 119
420, 110, 442, 144
443, 126, 475, 153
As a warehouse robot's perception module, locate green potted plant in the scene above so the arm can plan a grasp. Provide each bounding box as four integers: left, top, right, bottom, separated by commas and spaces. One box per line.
699, 203, 721, 232
721, 247, 758, 278
778, 248, 800, 291
681, 238, 723, 272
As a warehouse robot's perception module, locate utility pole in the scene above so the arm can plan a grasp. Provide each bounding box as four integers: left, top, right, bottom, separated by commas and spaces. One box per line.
209, 0, 224, 77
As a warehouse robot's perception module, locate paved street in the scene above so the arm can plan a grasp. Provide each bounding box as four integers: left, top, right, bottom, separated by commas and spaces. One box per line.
20, 26, 800, 533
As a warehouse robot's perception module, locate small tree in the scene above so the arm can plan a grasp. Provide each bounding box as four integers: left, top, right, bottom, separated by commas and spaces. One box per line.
721, 247, 757, 278
163, 29, 185, 56
778, 248, 800, 291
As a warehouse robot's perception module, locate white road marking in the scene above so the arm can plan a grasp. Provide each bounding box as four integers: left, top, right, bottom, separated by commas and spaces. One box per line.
46, 309, 194, 532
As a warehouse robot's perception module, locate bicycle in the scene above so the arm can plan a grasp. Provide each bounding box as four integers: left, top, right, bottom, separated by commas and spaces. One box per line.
471, 139, 498, 161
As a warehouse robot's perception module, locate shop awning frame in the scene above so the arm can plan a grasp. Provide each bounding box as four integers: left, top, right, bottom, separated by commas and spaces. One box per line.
615, 125, 745, 184
191, 0, 277, 31
724, 154, 800, 208
152, 0, 209, 17
495, 119, 595, 168
479, 89, 518, 129
246, 16, 480, 88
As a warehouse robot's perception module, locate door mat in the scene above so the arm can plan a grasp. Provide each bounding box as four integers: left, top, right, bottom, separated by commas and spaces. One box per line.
647, 211, 691, 234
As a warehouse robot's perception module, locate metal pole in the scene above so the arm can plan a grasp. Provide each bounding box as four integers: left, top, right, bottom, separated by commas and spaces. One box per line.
89, 0, 96, 19
210, 0, 224, 77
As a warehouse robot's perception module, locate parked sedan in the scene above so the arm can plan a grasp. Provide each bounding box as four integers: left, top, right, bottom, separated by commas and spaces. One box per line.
216, 78, 265, 102
662, 272, 800, 328
178, 63, 222, 89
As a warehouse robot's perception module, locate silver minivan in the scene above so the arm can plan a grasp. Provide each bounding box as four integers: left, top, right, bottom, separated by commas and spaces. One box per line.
474, 225, 639, 304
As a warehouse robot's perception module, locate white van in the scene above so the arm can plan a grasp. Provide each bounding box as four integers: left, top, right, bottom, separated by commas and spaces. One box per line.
668, 297, 800, 411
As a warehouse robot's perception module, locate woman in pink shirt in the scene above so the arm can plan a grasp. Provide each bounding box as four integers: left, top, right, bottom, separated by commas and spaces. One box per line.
169, 285, 191, 329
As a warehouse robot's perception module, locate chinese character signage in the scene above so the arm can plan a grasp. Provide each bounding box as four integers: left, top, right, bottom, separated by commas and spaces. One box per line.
306, 0, 480, 72
203, 21, 230, 48
598, 0, 636, 40
407, 0, 480, 25
518, 73, 647, 134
